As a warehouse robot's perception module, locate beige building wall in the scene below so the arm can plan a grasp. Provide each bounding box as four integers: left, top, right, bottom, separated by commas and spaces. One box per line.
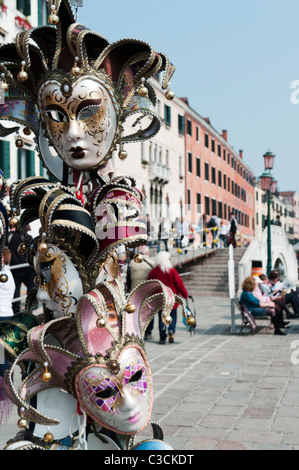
255, 182, 295, 242
0, 0, 44, 187
112, 75, 186, 237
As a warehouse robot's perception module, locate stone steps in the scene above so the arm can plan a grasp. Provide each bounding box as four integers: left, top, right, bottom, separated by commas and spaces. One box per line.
182, 248, 246, 297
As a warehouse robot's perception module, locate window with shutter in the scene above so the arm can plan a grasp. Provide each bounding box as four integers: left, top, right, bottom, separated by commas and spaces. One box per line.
164, 105, 171, 127
178, 115, 185, 135
18, 148, 35, 178
17, 0, 31, 16
26, 150, 35, 176
0, 140, 10, 178
188, 152, 192, 173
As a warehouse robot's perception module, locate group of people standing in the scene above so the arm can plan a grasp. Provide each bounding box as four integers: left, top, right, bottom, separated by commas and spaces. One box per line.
146, 211, 239, 251
206, 212, 238, 248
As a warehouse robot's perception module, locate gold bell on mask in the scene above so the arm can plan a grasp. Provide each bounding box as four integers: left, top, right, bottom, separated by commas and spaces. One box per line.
48, 5, 59, 25
0, 272, 8, 283
9, 212, 18, 228
15, 137, 24, 148
17, 407, 28, 429
38, 233, 49, 254
118, 149, 128, 160
138, 78, 148, 98
165, 84, 175, 101
124, 302, 136, 314
41, 362, 52, 383
18, 62, 28, 82
71, 57, 81, 76
163, 315, 172, 325
18, 243, 29, 255
133, 253, 143, 263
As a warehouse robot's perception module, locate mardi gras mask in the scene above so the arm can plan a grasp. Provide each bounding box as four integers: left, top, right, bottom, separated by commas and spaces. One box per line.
3, 280, 186, 436
75, 345, 152, 434
0, 0, 175, 184
34, 244, 83, 318
38, 75, 119, 171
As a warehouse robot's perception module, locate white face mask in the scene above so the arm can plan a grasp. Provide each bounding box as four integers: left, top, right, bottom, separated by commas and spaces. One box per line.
34, 244, 83, 318
38, 76, 118, 171
76, 346, 153, 434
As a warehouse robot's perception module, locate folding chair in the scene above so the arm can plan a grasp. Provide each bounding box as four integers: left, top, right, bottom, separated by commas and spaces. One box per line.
233, 297, 272, 334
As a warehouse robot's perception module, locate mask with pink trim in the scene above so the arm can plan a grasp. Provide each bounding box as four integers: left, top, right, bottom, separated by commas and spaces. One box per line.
3, 279, 186, 437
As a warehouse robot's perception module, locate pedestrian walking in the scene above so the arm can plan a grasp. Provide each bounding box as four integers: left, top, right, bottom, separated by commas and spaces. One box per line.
208, 213, 220, 247
228, 212, 237, 248
219, 220, 228, 248
157, 217, 170, 253
177, 217, 189, 253
7, 226, 36, 314
147, 251, 189, 344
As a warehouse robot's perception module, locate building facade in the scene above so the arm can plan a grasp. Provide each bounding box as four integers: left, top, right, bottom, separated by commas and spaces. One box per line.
112, 74, 186, 239
0, 0, 48, 187
279, 191, 299, 244
254, 182, 296, 243
180, 98, 255, 241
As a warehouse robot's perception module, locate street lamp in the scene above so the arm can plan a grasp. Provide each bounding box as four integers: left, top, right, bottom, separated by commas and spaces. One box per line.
260, 152, 277, 275
263, 150, 275, 170
270, 177, 277, 194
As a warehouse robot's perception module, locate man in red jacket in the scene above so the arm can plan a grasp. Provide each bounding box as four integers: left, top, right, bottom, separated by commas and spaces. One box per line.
148, 251, 189, 344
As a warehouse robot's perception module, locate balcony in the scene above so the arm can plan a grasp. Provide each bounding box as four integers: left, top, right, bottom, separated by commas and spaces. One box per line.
149, 162, 171, 184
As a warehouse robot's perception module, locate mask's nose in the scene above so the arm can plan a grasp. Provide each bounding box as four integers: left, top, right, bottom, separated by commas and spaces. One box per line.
65, 120, 84, 143
118, 388, 136, 413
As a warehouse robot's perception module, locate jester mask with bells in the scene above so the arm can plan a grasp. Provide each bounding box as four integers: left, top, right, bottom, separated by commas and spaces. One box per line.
3, 280, 186, 439
0, 0, 175, 185
9, 176, 100, 319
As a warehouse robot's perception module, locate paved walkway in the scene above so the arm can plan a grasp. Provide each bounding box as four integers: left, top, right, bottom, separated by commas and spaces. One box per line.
1, 295, 299, 450
139, 296, 299, 450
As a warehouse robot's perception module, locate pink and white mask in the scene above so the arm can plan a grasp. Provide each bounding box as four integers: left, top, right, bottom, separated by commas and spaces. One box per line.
75, 346, 153, 434
2, 280, 184, 434
38, 76, 118, 171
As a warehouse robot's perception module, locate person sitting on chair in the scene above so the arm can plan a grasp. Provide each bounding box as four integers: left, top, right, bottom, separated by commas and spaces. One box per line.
268, 270, 299, 317
252, 276, 289, 329
259, 273, 295, 319
240, 276, 286, 335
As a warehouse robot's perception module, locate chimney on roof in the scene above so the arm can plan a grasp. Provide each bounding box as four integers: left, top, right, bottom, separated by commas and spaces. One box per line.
222, 130, 227, 141
180, 97, 189, 105
239, 150, 243, 159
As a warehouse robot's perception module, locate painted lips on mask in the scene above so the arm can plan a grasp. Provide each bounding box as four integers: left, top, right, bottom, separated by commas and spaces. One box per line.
128, 412, 141, 424
71, 147, 85, 159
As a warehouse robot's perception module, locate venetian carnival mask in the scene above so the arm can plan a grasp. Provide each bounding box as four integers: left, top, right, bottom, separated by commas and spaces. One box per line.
0, 0, 175, 184
2, 279, 186, 439
76, 346, 152, 434
38, 76, 119, 171
34, 244, 83, 318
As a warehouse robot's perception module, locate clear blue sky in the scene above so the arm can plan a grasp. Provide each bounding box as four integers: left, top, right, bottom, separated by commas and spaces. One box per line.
78, 0, 299, 193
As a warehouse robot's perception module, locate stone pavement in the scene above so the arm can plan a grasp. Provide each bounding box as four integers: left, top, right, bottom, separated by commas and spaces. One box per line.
1, 295, 299, 450
138, 296, 299, 450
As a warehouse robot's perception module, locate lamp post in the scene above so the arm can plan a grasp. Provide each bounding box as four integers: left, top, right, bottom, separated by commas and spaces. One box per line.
260, 150, 276, 275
